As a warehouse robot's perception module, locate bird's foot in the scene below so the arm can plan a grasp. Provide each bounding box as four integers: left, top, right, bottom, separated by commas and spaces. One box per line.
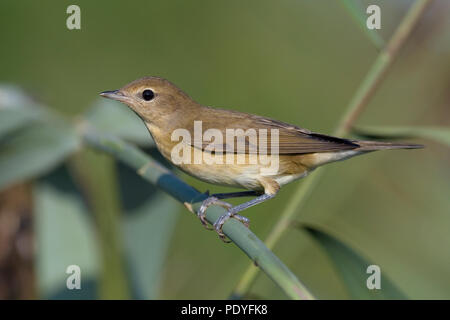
213, 209, 250, 243
197, 196, 232, 230
197, 196, 251, 242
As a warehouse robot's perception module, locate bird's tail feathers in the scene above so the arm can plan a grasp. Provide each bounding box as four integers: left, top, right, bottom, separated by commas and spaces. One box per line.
354, 140, 424, 151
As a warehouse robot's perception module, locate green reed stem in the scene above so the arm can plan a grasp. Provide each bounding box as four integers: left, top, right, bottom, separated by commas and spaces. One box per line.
79, 123, 315, 300
339, 0, 385, 50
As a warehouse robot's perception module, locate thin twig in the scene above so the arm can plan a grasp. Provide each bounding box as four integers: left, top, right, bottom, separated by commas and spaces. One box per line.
232, 0, 432, 298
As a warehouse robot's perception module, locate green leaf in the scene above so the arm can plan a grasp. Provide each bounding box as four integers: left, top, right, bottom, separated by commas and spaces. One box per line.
352, 125, 450, 146
0, 85, 38, 110
0, 121, 80, 191
84, 99, 154, 147
34, 166, 100, 299
0, 108, 38, 138
302, 224, 407, 299
117, 161, 179, 299
70, 150, 179, 299
0, 85, 45, 137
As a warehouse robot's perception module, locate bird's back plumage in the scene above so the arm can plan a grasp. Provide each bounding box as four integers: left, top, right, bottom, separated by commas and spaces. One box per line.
185, 107, 361, 155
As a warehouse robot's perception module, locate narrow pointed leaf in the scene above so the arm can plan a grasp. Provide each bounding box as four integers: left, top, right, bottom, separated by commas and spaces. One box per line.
34, 166, 100, 299
303, 224, 407, 299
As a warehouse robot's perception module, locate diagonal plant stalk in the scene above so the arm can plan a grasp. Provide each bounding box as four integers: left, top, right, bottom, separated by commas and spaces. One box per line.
339, 0, 385, 50
232, 0, 432, 298
70, 150, 131, 299
78, 122, 315, 300
352, 125, 450, 146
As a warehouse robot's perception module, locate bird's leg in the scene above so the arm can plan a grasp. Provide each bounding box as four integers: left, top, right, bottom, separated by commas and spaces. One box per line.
214, 193, 276, 242
197, 191, 260, 230
212, 190, 261, 200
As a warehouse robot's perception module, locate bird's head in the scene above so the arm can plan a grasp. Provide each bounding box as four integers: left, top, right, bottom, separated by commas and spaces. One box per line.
100, 76, 197, 124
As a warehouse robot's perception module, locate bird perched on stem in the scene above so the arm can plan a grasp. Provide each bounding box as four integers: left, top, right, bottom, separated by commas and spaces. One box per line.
100, 76, 422, 242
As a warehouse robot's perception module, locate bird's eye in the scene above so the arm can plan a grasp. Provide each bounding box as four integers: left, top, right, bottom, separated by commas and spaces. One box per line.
142, 89, 155, 101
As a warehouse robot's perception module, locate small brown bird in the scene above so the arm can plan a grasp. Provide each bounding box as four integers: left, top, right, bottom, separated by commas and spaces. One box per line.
100, 76, 422, 241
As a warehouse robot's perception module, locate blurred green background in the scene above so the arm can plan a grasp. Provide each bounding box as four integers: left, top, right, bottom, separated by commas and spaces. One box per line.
0, 0, 449, 299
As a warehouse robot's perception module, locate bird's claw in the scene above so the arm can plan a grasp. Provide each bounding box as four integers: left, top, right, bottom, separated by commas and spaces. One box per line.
213, 210, 250, 243
197, 196, 251, 242
197, 196, 232, 230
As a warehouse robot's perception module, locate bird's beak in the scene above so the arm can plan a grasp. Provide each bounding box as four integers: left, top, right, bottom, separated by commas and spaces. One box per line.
99, 90, 131, 103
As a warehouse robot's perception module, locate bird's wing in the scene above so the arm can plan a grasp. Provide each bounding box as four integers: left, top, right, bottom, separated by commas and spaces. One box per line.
185, 108, 359, 155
